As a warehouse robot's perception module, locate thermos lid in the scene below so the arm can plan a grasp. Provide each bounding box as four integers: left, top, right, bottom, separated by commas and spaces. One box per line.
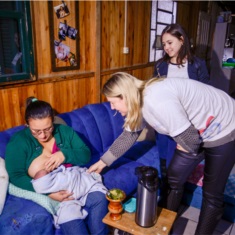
135, 166, 158, 191
135, 166, 158, 181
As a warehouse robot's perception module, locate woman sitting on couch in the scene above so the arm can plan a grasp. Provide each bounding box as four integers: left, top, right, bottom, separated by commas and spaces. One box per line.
5, 97, 108, 235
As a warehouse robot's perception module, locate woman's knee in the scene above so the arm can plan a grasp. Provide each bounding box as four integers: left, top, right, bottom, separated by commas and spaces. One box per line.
86, 192, 108, 209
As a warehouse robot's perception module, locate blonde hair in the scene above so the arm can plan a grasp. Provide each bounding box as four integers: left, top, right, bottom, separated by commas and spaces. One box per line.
102, 72, 146, 131
103, 73, 165, 131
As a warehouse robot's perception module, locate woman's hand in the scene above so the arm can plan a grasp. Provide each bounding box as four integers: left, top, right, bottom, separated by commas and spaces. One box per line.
44, 151, 65, 172
87, 160, 107, 174
176, 144, 189, 153
48, 191, 74, 202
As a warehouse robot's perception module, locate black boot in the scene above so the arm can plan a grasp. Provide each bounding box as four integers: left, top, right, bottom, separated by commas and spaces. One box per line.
166, 188, 184, 212
195, 200, 224, 235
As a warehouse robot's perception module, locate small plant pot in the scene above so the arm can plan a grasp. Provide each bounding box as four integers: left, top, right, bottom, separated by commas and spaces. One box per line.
106, 189, 126, 221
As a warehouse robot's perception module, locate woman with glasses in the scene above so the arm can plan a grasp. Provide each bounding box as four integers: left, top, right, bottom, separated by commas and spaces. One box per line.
5, 97, 109, 235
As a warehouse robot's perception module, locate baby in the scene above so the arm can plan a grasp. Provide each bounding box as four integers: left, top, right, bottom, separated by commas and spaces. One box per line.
32, 165, 107, 199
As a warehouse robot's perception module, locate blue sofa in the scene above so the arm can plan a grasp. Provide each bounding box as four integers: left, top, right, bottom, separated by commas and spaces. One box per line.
0, 102, 234, 235
0, 102, 160, 235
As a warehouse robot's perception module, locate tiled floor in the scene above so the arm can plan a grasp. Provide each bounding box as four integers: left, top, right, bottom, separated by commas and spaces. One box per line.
171, 205, 235, 235
171, 165, 235, 234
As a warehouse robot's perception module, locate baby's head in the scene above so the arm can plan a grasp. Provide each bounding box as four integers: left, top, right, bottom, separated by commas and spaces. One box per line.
34, 169, 49, 180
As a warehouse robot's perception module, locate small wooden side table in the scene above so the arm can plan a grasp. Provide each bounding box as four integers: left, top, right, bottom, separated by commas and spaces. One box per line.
103, 207, 177, 235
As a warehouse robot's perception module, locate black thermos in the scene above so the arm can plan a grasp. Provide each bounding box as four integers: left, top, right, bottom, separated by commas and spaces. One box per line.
135, 166, 158, 227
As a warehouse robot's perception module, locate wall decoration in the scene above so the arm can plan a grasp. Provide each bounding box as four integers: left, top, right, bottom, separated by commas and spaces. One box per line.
54, 40, 70, 61
58, 22, 67, 41
48, 1, 79, 72
67, 26, 78, 40
54, 2, 70, 19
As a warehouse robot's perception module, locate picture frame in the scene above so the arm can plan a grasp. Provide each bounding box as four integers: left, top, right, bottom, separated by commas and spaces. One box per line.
48, 1, 79, 72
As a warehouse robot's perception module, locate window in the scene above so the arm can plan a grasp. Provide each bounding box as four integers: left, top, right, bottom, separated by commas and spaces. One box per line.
149, 0, 177, 62
0, 1, 35, 84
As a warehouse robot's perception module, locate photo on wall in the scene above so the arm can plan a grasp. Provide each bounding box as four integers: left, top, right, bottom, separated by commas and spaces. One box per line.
58, 22, 68, 41
54, 40, 70, 61
48, 0, 80, 71
54, 3, 70, 19
66, 26, 78, 40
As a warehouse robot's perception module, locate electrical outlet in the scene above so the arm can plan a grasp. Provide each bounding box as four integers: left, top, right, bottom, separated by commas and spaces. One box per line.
123, 47, 129, 54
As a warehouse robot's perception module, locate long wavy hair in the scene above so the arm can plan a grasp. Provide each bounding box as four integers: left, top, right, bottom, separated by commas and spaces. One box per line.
158, 23, 194, 65
102, 72, 146, 131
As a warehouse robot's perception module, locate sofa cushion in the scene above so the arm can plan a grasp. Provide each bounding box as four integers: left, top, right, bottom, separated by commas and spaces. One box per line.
103, 160, 144, 196
58, 103, 124, 155
0, 194, 54, 235
0, 126, 25, 159
0, 158, 8, 215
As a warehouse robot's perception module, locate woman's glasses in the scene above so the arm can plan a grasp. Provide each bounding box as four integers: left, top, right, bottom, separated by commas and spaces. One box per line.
30, 125, 54, 136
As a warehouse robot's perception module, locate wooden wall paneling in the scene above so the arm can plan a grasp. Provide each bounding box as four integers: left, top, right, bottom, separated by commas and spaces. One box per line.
131, 1, 151, 65
0, 88, 22, 129
41, 83, 54, 105
120, 1, 128, 68
84, 76, 96, 105
176, 1, 201, 50
19, 85, 37, 121
0, 76, 97, 130
188, 1, 200, 48
176, 1, 190, 34
0, 1, 156, 131
1, 90, 12, 130
132, 67, 154, 80
0, 91, 5, 130
101, 1, 152, 70
66, 79, 77, 111
100, 74, 111, 102
110, 1, 122, 69
77, 1, 85, 70
82, 1, 95, 72
101, 2, 110, 69
101, 1, 124, 70
94, 1, 101, 103
49, 77, 95, 114
31, 1, 51, 76
10, 89, 21, 127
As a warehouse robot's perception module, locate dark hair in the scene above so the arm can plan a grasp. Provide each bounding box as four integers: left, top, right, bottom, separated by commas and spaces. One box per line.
159, 23, 194, 65
25, 97, 54, 124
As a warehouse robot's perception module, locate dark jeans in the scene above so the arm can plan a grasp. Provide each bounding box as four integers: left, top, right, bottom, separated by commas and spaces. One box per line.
60, 191, 109, 235
167, 140, 235, 208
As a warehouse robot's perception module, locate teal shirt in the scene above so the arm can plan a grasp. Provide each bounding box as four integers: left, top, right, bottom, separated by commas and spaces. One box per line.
5, 124, 91, 192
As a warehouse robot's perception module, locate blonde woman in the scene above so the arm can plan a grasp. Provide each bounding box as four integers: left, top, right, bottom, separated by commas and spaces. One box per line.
88, 72, 235, 235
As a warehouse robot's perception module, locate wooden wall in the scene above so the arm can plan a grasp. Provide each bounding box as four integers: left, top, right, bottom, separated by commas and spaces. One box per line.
0, 0, 206, 131
0, 1, 154, 131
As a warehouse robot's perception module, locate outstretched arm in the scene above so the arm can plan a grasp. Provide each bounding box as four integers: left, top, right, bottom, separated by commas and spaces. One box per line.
88, 129, 141, 173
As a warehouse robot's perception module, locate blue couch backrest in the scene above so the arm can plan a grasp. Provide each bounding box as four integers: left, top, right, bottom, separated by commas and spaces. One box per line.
0, 125, 25, 159
58, 102, 124, 155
